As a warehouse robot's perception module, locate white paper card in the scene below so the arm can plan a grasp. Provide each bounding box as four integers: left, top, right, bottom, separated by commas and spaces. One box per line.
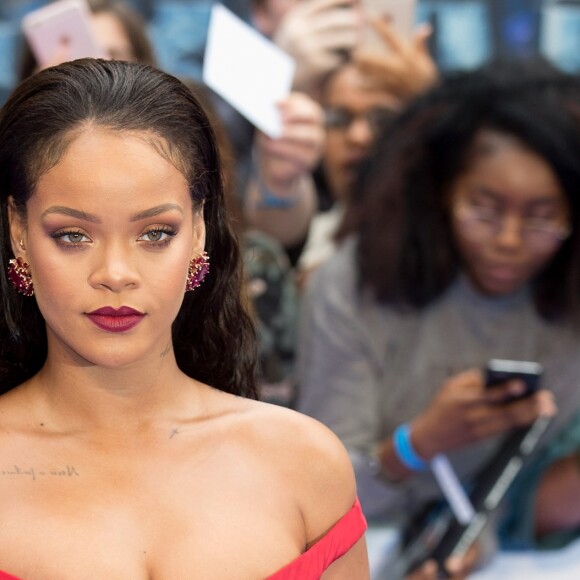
203, 4, 295, 138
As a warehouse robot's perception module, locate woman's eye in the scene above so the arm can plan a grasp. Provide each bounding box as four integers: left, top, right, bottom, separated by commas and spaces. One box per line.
145, 231, 166, 242
52, 231, 90, 245
470, 205, 498, 219
527, 212, 557, 221
66, 233, 86, 243
138, 228, 176, 244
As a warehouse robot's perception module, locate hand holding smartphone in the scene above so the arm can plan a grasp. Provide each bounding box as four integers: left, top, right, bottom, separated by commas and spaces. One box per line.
359, 0, 417, 50
485, 359, 543, 402
395, 361, 549, 579
22, 0, 105, 68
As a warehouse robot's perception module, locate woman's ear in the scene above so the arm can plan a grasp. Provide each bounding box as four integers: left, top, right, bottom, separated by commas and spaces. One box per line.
7, 197, 27, 259
191, 205, 206, 259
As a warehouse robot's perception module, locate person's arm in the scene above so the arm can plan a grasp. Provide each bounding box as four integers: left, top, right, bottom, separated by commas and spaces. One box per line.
498, 412, 580, 550
244, 92, 323, 248
535, 451, 580, 536
403, 369, 556, 468
297, 246, 414, 518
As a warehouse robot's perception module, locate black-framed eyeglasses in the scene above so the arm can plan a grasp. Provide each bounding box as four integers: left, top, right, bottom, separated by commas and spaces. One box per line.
324, 106, 395, 134
453, 202, 572, 245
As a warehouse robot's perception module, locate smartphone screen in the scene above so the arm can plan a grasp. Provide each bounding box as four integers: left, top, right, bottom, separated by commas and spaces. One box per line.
22, 0, 105, 67
485, 359, 543, 400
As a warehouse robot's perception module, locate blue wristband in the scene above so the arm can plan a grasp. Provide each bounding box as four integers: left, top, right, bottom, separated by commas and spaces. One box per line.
393, 423, 428, 472
256, 183, 298, 209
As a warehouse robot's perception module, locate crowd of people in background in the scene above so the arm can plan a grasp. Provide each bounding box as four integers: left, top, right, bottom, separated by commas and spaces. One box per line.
3, 0, 580, 578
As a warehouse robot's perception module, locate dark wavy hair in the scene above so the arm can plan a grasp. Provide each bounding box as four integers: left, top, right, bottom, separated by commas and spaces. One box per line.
0, 59, 258, 397
19, 0, 156, 81
339, 60, 580, 322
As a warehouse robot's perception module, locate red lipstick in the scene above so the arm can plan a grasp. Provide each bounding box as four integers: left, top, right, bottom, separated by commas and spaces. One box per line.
86, 306, 145, 333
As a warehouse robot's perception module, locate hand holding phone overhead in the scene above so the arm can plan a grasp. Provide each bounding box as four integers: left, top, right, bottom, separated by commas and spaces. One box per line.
359, 0, 417, 46
353, 4, 438, 102
22, 0, 105, 68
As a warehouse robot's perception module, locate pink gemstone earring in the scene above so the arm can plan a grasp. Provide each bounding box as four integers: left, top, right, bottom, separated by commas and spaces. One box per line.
186, 251, 210, 292
7, 257, 34, 296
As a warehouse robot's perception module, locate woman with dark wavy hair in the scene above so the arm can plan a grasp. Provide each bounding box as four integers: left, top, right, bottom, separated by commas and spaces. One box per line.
298, 61, 580, 577
0, 59, 368, 579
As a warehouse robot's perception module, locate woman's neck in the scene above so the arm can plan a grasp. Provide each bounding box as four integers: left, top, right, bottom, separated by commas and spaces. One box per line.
23, 347, 203, 437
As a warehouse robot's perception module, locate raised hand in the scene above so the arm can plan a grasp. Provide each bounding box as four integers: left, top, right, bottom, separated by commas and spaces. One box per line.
273, 0, 363, 95
354, 16, 438, 101
255, 92, 325, 192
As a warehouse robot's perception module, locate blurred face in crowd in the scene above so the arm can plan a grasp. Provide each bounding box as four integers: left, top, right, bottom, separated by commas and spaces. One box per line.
322, 64, 399, 201
91, 10, 136, 61
450, 130, 571, 296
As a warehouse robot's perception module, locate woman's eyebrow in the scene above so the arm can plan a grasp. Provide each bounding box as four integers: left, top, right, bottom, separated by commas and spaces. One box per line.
472, 186, 500, 200
130, 203, 184, 222
39, 204, 184, 223
476, 186, 562, 206
41, 206, 101, 223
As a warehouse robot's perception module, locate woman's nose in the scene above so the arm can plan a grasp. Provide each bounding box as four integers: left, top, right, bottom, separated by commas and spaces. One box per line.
494, 214, 525, 250
87, 243, 140, 292
346, 116, 374, 148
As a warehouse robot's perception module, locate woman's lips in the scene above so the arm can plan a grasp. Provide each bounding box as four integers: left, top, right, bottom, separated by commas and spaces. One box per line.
485, 264, 521, 282
85, 306, 145, 333
479, 264, 527, 293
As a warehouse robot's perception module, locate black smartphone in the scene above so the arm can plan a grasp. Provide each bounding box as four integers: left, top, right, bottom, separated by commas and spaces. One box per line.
485, 359, 543, 400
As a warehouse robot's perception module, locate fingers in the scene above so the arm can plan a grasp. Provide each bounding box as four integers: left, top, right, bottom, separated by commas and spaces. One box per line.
308, 10, 362, 52
256, 93, 325, 185
367, 16, 432, 54
278, 92, 325, 124
406, 544, 480, 580
465, 390, 556, 440
405, 559, 437, 580
482, 379, 527, 404
410, 369, 485, 457
288, 0, 362, 39
353, 16, 438, 100
354, 50, 400, 79
301, 0, 358, 18
259, 93, 324, 146
275, 3, 362, 89
443, 368, 486, 403
258, 138, 320, 176
411, 368, 557, 456
368, 14, 406, 53
445, 542, 480, 578
412, 22, 433, 53
481, 377, 557, 415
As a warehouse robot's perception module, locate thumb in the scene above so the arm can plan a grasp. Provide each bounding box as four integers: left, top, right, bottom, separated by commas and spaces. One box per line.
413, 22, 433, 53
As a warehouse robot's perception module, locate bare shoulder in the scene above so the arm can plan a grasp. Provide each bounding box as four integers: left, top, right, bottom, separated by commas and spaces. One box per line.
239, 400, 357, 543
